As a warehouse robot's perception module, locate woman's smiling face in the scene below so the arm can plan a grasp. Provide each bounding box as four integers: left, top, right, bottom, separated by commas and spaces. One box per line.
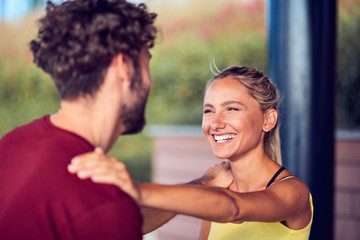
202, 77, 266, 161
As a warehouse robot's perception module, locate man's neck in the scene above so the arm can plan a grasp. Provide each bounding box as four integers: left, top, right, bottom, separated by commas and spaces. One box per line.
50, 98, 124, 152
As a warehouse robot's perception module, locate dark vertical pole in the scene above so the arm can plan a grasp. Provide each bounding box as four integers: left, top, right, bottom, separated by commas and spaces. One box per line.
268, 0, 336, 240
268, 0, 312, 178
267, 0, 292, 171
307, 0, 336, 239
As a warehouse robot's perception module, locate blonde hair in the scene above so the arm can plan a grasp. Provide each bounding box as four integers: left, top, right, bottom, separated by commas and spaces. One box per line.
205, 66, 282, 165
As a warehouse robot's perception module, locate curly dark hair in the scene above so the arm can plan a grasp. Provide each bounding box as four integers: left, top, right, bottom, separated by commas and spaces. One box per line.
30, 0, 157, 99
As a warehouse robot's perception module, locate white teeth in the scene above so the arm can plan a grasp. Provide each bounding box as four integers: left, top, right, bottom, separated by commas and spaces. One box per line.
214, 135, 235, 142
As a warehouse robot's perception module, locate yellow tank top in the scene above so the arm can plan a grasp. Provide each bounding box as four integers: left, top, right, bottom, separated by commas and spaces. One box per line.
207, 194, 313, 240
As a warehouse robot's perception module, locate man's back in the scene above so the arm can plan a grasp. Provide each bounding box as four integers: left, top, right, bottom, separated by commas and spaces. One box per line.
0, 116, 143, 240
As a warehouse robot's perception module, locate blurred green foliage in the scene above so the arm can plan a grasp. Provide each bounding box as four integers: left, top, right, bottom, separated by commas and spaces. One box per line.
147, 30, 266, 125
108, 133, 153, 182
337, 0, 360, 130
147, 0, 267, 125
0, 60, 59, 135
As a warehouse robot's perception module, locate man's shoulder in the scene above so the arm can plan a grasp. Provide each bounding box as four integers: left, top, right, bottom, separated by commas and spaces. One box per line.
0, 116, 46, 141
0, 115, 92, 157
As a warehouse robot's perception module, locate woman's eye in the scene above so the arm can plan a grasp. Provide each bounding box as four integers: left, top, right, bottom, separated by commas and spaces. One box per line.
203, 109, 213, 114
227, 107, 239, 111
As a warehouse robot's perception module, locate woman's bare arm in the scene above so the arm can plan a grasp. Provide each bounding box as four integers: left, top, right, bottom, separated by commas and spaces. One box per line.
199, 220, 211, 240
134, 178, 310, 229
68, 148, 234, 232
136, 183, 239, 222
140, 207, 176, 234
68, 149, 311, 229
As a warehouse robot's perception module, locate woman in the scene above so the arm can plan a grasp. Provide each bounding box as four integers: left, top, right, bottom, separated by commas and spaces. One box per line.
68, 66, 313, 239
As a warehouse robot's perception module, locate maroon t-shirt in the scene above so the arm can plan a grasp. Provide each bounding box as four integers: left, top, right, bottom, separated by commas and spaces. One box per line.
0, 116, 143, 240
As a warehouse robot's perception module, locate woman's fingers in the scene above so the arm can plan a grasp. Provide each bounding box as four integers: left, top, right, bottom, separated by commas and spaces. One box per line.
89, 166, 140, 202
68, 148, 113, 173
94, 147, 104, 154
67, 148, 131, 186
67, 148, 141, 202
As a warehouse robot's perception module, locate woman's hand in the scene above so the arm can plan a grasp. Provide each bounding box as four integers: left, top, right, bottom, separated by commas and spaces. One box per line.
189, 161, 234, 188
67, 147, 141, 202
203, 161, 234, 188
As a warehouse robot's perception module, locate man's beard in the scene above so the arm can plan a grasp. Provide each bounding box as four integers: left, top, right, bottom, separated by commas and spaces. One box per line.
122, 68, 149, 135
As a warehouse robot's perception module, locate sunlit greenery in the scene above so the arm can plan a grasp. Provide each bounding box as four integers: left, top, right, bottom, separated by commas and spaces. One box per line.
337, 0, 360, 129
147, 0, 267, 125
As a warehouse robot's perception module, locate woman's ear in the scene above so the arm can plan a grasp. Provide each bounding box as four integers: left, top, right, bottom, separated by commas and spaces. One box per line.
263, 109, 278, 132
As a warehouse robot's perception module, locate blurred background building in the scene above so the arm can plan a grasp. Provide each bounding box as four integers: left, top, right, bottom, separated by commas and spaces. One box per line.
0, 0, 359, 239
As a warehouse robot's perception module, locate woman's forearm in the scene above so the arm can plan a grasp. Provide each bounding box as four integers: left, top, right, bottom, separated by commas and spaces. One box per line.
138, 183, 240, 222
141, 207, 177, 234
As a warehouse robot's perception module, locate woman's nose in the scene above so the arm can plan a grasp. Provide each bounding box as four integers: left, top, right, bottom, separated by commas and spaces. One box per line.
210, 113, 226, 130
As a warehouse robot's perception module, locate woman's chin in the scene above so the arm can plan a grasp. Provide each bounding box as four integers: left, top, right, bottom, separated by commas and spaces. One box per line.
212, 151, 231, 160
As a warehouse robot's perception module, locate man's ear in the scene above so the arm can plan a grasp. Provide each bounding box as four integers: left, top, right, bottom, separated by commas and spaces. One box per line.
113, 53, 134, 85
263, 109, 278, 132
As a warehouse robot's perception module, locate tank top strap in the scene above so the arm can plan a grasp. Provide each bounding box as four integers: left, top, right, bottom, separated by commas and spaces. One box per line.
279, 175, 297, 181
266, 166, 286, 188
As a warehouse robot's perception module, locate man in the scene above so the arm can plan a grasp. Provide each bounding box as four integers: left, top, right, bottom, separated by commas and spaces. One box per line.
0, 0, 157, 239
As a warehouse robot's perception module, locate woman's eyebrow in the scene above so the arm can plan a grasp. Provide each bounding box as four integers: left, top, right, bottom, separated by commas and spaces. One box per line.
203, 103, 214, 108
221, 100, 245, 107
